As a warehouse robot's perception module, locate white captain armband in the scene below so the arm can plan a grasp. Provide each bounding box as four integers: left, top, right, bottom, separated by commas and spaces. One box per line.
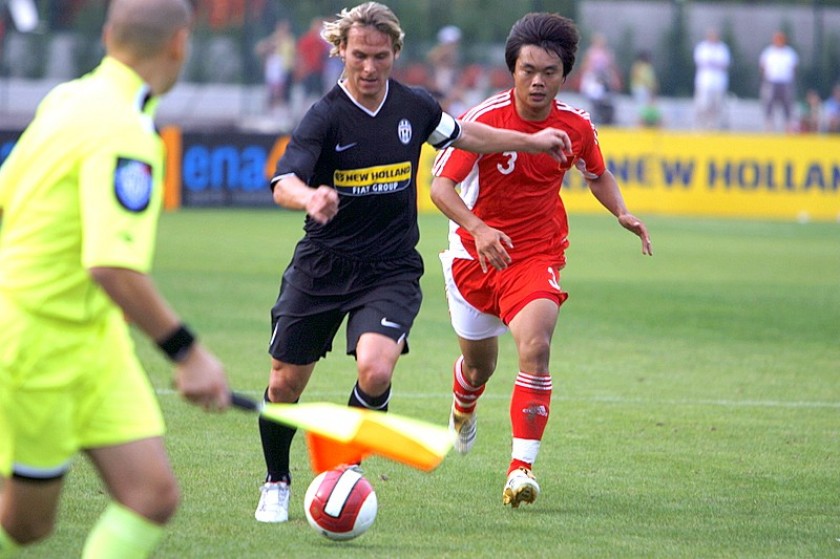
428, 112, 461, 149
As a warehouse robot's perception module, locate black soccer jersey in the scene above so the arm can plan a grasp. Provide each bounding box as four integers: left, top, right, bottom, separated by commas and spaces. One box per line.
273, 80, 460, 260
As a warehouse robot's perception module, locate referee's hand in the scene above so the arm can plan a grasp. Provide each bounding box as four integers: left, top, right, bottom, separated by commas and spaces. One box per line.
173, 343, 231, 411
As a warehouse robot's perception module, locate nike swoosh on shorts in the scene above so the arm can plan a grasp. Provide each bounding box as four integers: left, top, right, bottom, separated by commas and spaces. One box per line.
380, 317, 402, 329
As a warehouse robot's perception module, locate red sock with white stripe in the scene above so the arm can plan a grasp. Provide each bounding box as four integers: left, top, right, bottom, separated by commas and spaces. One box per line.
508, 371, 552, 475
452, 355, 486, 415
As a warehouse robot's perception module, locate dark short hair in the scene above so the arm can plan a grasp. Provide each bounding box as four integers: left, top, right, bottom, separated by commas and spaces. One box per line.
504, 13, 579, 78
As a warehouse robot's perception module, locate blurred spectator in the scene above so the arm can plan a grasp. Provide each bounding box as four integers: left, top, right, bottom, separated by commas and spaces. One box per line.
629, 50, 658, 126
202, 0, 248, 28
488, 65, 514, 92
759, 30, 798, 133
398, 62, 431, 87
47, 0, 85, 30
639, 100, 663, 128
322, 47, 344, 91
824, 83, 840, 134
255, 19, 295, 111
443, 63, 488, 117
693, 27, 731, 130
797, 89, 822, 133
426, 25, 462, 99
579, 33, 621, 125
5, 0, 38, 32
295, 17, 329, 100
0, 17, 5, 75
630, 50, 657, 104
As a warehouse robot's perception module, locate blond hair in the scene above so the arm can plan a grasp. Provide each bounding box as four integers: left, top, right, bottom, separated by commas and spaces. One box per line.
321, 2, 404, 57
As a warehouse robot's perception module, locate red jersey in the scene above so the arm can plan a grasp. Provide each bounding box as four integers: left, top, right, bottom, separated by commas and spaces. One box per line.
432, 89, 605, 262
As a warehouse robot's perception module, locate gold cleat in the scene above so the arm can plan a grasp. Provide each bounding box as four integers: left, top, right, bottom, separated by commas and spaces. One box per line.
502, 467, 540, 508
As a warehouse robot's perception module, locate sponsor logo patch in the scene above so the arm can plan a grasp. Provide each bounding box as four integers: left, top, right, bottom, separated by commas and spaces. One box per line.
114, 157, 153, 212
333, 161, 412, 196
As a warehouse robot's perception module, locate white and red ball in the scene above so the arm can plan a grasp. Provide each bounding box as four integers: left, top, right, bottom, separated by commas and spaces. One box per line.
303, 465, 377, 541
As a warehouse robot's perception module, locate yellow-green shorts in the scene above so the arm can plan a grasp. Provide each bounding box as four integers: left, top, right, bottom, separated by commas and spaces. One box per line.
0, 294, 165, 479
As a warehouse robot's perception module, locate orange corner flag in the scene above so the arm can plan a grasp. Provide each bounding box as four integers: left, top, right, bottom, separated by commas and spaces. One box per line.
259, 403, 453, 474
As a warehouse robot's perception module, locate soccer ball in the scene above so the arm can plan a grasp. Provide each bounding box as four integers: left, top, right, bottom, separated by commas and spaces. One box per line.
303, 464, 377, 541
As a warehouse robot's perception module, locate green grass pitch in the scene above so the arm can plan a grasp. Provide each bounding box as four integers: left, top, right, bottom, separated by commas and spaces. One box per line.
16, 209, 840, 558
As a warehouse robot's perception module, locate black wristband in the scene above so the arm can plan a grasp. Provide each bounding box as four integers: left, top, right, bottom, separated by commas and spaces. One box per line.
157, 324, 196, 362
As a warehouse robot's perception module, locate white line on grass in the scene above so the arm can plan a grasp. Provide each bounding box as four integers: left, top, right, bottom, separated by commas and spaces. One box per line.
156, 389, 840, 409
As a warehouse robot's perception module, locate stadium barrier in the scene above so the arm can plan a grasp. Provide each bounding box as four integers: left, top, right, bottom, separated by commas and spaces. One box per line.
417, 128, 840, 222
1, 128, 838, 222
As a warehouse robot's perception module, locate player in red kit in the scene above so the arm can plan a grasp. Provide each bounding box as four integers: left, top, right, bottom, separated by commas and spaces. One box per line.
431, 12, 652, 508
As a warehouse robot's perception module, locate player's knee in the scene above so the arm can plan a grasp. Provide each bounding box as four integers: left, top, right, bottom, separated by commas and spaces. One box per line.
121, 476, 180, 524
6, 516, 55, 545
356, 361, 393, 395
147, 481, 180, 524
268, 367, 306, 402
518, 338, 551, 370
462, 357, 496, 386
267, 381, 300, 403
157, 479, 181, 522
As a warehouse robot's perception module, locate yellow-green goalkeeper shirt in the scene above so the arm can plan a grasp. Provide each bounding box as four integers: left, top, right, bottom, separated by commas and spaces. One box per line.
0, 57, 164, 323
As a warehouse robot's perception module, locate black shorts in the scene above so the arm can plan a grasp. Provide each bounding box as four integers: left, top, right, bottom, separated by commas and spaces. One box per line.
268, 240, 423, 364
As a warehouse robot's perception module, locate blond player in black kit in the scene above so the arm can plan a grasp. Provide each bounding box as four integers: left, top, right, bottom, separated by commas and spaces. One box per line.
254, 1, 573, 523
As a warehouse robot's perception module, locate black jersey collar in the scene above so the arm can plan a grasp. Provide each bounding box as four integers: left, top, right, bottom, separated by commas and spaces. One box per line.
338, 79, 389, 117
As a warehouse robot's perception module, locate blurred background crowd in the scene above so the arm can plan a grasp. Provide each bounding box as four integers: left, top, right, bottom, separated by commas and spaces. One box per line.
1, 0, 839, 134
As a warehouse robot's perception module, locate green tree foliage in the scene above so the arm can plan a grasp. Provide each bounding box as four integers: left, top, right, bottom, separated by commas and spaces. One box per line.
659, 0, 693, 96
720, 20, 755, 99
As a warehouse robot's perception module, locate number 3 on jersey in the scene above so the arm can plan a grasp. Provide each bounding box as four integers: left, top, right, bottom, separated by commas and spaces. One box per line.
497, 151, 517, 175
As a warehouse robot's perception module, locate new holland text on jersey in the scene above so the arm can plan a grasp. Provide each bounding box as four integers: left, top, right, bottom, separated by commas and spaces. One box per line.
333, 161, 412, 196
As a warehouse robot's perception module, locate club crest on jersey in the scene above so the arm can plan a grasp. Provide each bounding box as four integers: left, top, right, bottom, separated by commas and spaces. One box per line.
114, 157, 153, 212
397, 119, 412, 145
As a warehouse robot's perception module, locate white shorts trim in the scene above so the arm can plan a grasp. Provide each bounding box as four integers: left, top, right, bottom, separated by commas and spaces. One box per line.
440, 250, 508, 341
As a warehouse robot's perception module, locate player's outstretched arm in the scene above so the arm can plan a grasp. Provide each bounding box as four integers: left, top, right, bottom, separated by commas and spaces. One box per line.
89, 266, 232, 410
587, 171, 653, 256
454, 121, 571, 164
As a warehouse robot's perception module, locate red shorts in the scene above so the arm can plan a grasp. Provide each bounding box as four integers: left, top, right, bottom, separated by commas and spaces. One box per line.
440, 251, 568, 340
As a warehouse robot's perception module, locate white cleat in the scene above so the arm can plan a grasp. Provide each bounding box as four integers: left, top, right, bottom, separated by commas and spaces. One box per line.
502, 467, 540, 508
255, 481, 290, 523
449, 403, 477, 454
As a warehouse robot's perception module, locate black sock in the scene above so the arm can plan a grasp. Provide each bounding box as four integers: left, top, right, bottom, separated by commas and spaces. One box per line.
259, 388, 296, 484
347, 381, 391, 411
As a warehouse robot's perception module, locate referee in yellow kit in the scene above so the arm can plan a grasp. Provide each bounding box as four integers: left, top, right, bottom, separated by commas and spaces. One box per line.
0, 1, 231, 557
